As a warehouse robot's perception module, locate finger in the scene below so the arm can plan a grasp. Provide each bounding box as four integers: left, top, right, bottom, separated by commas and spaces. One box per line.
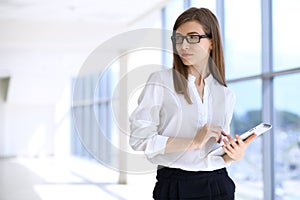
220, 131, 229, 143
235, 134, 244, 145
222, 145, 232, 156
222, 143, 235, 157
227, 134, 238, 148
244, 133, 257, 145
223, 138, 234, 151
211, 129, 222, 142
211, 132, 221, 143
211, 128, 221, 135
217, 136, 222, 143
221, 131, 228, 136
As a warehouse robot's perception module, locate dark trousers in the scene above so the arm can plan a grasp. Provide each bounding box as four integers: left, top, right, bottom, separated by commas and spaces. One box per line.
153, 166, 235, 200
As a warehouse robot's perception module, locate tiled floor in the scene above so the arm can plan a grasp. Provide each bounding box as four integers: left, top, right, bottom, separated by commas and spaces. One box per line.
0, 157, 156, 200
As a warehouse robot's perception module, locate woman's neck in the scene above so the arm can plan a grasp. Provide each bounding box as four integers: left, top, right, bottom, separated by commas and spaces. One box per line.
188, 65, 210, 86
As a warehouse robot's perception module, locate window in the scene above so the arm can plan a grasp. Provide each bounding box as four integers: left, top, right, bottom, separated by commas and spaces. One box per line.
274, 73, 300, 199
224, 0, 261, 80
273, 0, 300, 71
71, 64, 120, 168
190, 0, 216, 13
162, 0, 184, 31
161, 0, 184, 68
228, 80, 263, 199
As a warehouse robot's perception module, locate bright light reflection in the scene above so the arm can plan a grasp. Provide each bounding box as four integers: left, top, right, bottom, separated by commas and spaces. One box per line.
34, 185, 119, 200
28, 125, 47, 156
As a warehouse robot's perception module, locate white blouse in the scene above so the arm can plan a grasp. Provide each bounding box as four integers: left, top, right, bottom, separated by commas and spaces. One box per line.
129, 69, 236, 171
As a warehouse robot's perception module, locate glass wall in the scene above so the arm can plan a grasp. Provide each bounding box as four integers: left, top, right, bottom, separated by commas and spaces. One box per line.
228, 80, 263, 199
71, 65, 120, 167
162, 0, 184, 31
273, 0, 300, 71
190, 0, 216, 13
224, 0, 261, 80
161, 0, 184, 68
272, 1, 300, 199
274, 73, 300, 199
224, 0, 263, 199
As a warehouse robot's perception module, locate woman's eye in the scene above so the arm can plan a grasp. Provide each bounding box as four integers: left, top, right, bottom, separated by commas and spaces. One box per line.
190, 35, 197, 39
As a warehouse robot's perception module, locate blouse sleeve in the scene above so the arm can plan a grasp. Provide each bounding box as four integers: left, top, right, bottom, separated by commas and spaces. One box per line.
129, 72, 169, 159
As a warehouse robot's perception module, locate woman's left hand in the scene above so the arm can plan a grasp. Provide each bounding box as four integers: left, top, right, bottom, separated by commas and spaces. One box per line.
222, 132, 256, 162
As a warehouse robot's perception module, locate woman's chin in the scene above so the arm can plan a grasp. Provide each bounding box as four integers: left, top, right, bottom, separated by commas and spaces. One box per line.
181, 59, 193, 66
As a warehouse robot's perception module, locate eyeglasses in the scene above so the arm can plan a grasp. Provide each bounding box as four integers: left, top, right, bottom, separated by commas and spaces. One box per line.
171, 34, 212, 44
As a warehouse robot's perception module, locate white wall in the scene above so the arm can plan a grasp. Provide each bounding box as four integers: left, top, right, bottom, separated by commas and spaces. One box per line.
0, 16, 126, 157
1, 103, 54, 157
0, 4, 163, 158
0, 97, 6, 156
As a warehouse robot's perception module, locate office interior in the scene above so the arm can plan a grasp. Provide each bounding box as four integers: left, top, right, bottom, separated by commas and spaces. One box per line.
0, 0, 299, 199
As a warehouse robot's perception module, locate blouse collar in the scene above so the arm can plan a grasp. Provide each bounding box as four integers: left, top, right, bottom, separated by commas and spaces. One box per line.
188, 73, 214, 84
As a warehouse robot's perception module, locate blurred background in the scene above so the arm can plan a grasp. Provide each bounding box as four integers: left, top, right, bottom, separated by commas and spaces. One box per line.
0, 0, 300, 200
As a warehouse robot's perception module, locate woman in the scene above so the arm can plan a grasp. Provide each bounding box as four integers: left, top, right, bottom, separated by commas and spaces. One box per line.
129, 7, 256, 200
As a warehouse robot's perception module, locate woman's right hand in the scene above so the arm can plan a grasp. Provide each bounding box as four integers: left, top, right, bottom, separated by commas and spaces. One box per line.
193, 124, 222, 149
165, 124, 223, 153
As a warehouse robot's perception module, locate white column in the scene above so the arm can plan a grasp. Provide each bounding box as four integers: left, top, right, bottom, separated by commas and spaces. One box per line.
118, 51, 128, 184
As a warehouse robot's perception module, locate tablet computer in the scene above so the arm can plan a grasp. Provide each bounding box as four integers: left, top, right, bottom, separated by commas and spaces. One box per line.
208, 123, 272, 156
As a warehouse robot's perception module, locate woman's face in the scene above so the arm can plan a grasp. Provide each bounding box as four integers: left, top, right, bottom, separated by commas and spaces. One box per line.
175, 21, 212, 68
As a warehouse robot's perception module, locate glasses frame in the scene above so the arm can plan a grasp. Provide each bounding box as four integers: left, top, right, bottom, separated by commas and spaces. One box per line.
171, 34, 212, 44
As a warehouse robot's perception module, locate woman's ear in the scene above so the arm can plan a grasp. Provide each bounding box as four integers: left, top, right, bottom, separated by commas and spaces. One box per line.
210, 42, 213, 50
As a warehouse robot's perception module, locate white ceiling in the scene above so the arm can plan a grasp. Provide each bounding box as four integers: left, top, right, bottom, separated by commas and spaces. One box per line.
0, 0, 170, 104
0, 0, 167, 23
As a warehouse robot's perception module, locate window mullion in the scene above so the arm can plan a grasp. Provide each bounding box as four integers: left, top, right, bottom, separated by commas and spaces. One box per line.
261, 0, 275, 199
216, 0, 225, 49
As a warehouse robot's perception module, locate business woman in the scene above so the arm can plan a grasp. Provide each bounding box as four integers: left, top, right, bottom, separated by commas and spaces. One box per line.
129, 7, 256, 200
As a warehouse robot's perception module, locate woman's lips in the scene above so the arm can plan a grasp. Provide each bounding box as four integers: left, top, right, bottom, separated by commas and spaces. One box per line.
181, 53, 193, 57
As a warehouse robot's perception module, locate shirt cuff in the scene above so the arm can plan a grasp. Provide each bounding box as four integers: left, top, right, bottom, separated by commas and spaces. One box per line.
144, 135, 169, 159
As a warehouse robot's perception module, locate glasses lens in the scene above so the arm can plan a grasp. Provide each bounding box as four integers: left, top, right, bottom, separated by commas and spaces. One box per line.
174, 36, 183, 44
187, 35, 200, 44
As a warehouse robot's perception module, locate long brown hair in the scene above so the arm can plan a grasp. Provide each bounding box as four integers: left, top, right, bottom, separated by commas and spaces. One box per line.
172, 7, 226, 104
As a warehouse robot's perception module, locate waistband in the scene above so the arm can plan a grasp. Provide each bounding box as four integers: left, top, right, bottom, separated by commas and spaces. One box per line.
157, 165, 227, 180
